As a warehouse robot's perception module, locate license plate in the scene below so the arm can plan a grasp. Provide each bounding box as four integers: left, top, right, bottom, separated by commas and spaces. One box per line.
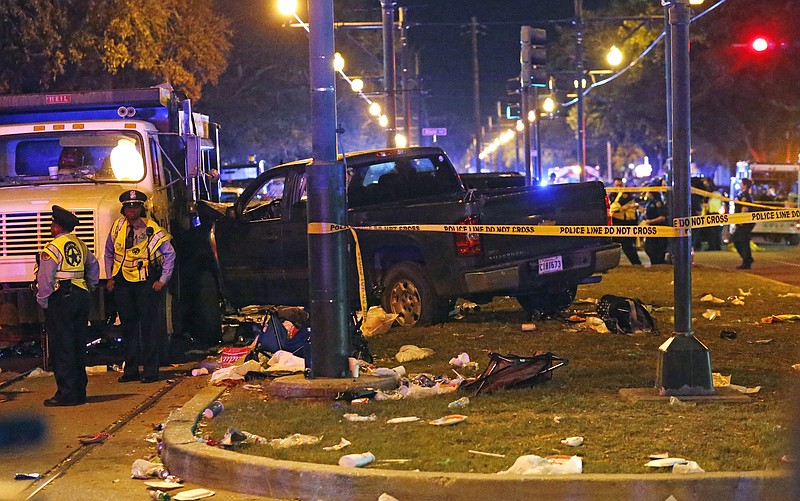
538, 256, 563, 274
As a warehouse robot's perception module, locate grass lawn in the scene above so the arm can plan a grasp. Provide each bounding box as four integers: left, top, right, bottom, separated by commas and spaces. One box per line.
197, 264, 799, 474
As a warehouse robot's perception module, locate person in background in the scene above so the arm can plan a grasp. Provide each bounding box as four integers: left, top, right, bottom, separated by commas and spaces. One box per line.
703, 178, 723, 251
642, 178, 669, 265
609, 177, 642, 265
690, 177, 707, 251
732, 178, 755, 270
105, 190, 175, 383
35, 206, 99, 406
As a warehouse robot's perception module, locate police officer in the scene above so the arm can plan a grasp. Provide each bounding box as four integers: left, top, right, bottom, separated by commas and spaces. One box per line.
642, 178, 669, 265
36, 206, 99, 406
732, 178, 755, 270
105, 190, 175, 383
610, 178, 642, 265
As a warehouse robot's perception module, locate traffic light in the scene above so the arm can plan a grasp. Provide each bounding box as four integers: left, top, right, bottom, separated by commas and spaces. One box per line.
520, 26, 548, 88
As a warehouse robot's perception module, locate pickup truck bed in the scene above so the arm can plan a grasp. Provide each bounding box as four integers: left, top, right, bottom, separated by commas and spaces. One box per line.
207, 147, 620, 326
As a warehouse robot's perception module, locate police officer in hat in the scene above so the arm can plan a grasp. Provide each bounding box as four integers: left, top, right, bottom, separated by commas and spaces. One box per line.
35, 206, 100, 406
105, 190, 175, 383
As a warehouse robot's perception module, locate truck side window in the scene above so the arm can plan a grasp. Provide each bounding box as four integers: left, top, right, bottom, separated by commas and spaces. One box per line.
244, 175, 285, 220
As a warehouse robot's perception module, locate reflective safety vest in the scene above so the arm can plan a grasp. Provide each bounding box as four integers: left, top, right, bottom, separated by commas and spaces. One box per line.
110, 217, 171, 282
39, 234, 89, 291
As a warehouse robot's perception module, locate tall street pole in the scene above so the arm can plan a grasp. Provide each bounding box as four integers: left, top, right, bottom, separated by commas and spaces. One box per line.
381, 0, 397, 148
399, 7, 412, 142
471, 17, 482, 172
306, 0, 350, 378
575, 0, 586, 182
656, 0, 713, 394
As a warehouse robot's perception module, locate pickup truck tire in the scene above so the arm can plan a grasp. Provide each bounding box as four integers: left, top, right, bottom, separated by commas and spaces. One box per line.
381, 262, 449, 327
515, 282, 578, 319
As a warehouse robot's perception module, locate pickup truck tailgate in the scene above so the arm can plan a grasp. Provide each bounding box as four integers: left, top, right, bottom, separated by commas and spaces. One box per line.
477, 181, 612, 263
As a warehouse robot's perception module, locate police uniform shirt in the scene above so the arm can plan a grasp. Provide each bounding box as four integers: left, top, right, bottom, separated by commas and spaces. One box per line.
103, 218, 176, 283
36, 231, 100, 309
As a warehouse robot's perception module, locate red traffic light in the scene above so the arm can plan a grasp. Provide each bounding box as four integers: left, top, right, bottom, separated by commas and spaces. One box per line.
751, 37, 769, 52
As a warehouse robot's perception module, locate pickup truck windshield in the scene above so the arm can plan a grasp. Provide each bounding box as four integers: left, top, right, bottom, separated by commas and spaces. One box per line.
347, 153, 463, 207
0, 130, 145, 186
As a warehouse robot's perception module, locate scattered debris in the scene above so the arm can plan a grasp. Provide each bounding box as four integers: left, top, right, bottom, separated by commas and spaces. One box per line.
761, 314, 800, 324
669, 396, 696, 407
429, 414, 467, 426
729, 297, 745, 306
560, 436, 584, 447
720, 330, 737, 340
144, 480, 183, 490
672, 461, 705, 474
448, 396, 470, 409
131, 459, 165, 479
338, 452, 375, 468
702, 309, 721, 320
266, 350, 305, 372
738, 288, 752, 296
386, 416, 420, 424
792, 364, 800, 371
747, 339, 773, 345
203, 401, 224, 419
172, 488, 216, 500
395, 345, 434, 363
521, 323, 537, 332
343, 413, 377, 422
26, 368, 53, 378
777, 292, 799, 298
209, 359, 264, 385
191, 368, 209, 377
449, 352, 471, 367
361, 306, 398, 336
269, 433, 321, 448
378, 493, 400, 501
700, 294, 725, 304
14, 473, 41, 480
322, 437, 351, 451
649, 452, 670, 460
79, 432, 112, 445
84, 365, 108, 375
645, 457, 687, 468
498, 454, 582, 475
468, 450, 505, 458
219, 346, 251, 367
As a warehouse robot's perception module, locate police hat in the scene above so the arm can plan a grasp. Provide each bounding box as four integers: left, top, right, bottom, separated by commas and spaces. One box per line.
119, 190, 147, 206
52, 205, 80, 231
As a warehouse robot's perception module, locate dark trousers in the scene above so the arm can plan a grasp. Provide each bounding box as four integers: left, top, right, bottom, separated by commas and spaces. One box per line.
644, 236, 668, 265
45, 286, 90, 402
732, 225, 753, 264
612, 219, 641, 265
115, 277, 163, 379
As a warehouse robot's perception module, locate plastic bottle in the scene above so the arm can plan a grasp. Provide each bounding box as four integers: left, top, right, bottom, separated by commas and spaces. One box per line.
448, 396, 470, 409
203, 401, 224, 419
191, 367, 209, 377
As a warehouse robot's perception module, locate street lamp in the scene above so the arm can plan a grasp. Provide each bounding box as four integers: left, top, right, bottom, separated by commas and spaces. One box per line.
607, 45, 623, 67
277, 0, 297, 16
333, 52, 345, 73
350, 78, 364, 92
369, 102, 381, 116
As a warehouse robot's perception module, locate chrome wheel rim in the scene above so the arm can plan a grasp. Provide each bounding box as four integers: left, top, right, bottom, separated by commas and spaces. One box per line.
389, 279, 421, 326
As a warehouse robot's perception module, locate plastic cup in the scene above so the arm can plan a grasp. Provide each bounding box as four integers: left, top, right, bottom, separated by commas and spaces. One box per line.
348, 357, 360, 378
338, 452, 375, 468
48, 166, 59, 179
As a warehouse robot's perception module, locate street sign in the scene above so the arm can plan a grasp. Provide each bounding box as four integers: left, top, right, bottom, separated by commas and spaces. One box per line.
422, 127, 447, 137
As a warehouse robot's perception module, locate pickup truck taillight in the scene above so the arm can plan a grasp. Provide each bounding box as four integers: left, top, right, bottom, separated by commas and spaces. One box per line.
605, 194, 613, 226
454, 215, 482, 256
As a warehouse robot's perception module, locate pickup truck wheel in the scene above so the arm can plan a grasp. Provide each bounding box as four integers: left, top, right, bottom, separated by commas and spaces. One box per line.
381, 262, 448, 327
786, 235, 800, 246
515, 282, 578, 317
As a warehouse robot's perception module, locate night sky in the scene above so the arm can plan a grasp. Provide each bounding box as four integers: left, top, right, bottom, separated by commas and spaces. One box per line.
396, 1, 610, 159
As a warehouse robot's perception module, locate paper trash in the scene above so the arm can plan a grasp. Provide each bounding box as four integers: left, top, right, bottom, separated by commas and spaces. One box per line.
498, 454, 582, 475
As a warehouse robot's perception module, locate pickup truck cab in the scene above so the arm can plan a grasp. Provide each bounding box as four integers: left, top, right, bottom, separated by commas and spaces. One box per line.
208, 147, 620, 326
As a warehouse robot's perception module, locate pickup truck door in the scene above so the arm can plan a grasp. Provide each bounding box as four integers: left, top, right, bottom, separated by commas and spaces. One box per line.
215, 171, 287, 306
279, 170, 311, 304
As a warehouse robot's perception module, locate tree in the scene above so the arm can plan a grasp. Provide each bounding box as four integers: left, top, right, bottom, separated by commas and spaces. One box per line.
0, 0, 231, 100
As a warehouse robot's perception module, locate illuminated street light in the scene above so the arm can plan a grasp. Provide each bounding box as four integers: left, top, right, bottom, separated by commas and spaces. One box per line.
395, 133, 407, 148
277, 0, 297, 16
333, 52, 345, 72
542, 96, 555, 113
607, 45, 623, 67
527, 110, 536, 122
369, 102, 381, 116
515, 119, 524, 132
378, 115, 388, 127
350, 78, 364, 92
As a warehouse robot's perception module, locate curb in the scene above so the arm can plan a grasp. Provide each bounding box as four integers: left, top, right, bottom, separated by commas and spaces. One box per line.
162, 385, 796, 501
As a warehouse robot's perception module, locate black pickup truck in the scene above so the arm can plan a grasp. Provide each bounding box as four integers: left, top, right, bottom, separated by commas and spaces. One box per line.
206, 147, 620, 326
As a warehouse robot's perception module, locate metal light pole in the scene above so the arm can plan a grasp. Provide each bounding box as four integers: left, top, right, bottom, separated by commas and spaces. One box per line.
471, 17, 482, 172
575, 0, 587, 182
655, 0, 713, 394
381, 0, 397, 148
306, 0, 350, 378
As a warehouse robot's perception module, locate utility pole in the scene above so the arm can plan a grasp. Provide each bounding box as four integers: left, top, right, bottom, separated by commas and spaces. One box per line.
575, 0, 586, 182
656, 0, 713, 394
381, 0, 397, 148
399, 7, 412, 142
471, 17, 482, 172
306, 0, 349, 378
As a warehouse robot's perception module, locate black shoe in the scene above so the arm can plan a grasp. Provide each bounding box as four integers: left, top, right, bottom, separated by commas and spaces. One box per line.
44, 397, 83, 407
118, 373, 140, 383
736, 263, 751, 270
140, 375, 159, 383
